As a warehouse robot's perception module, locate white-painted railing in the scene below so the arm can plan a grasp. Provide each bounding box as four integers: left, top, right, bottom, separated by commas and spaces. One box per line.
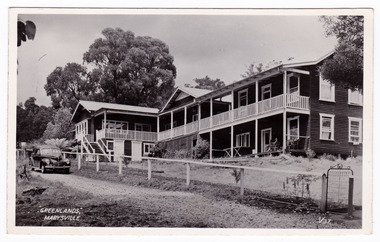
212, 111, 231, 127
257, 94, 284, 113
158, 94, 310, 141
185, 121, 199, 134
234, 102, 258, 121
158, 129, 171, 140
173, 125, 185, 137
200, 117, 211, 131
286, 94, 309, 110
98, 129, 157, 142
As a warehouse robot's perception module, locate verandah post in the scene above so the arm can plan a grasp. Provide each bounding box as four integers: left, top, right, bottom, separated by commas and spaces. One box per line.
240, 168, 245, 195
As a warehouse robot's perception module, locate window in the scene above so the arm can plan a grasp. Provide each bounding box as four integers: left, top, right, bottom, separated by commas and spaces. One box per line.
76, 120, 88, 135
238, 89, 248, 107
103, 120, 128, 131
287, 74, 300, 96
192, 114, 199, 122
320, 113, 335, 141
106, 141, 114, 151
348, 117, 362, 143
135, 123, 151, 132
261, 84, 272, 100
319, 75, 335, 102
143, 143, 155, 155
287, 116, 299, 141
236, 132, 250, 147
348, 89, 363, 106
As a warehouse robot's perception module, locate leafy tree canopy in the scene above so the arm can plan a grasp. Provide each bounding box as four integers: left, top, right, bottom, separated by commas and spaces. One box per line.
185, 76, 225, 90
319, 16, 364, 90
83, 28, 177, 108
45, 63, 97, 111
241, 59, 285, 78
17, 97, 54, 142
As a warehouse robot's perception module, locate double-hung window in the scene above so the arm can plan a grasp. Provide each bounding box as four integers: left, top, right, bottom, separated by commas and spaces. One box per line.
320, 113, 335, 141
319, 75, 335, 102
236, 132, 250, 147
238, 89, 248, 107
348, 117, 362, 144
348, 89, 363, 106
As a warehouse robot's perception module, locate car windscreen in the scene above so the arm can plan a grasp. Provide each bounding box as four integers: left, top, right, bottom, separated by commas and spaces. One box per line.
40, 148, 62, 156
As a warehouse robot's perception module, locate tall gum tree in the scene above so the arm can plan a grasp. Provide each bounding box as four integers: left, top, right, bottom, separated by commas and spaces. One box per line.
83, 28, 176, 108
319, 16, 364, 90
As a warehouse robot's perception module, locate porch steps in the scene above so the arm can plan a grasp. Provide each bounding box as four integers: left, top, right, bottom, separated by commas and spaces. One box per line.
89, 142, 104, 154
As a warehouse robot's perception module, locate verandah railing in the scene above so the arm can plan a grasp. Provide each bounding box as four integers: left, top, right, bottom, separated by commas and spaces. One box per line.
158, 94, 309, 141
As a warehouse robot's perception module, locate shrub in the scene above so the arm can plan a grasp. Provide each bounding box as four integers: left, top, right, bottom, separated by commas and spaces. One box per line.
305, 149, 316, 161
192, 136, 210, 159
149, 142, 167, 158
174, 149, 191, 159
325, 154, 336, 161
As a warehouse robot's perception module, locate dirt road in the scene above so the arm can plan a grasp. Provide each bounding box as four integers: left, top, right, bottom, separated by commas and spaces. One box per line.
37, 172, 353, 228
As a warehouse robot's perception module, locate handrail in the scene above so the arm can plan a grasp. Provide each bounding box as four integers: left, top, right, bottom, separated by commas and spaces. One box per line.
96, 139, 107, 155
82, 135, 94, 154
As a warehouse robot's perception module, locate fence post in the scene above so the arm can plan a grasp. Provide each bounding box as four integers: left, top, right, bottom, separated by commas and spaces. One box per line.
186, 162, 190, 186
148, 159, 152, 180
320, 173, 328, 212
63, 153, 66, 159
96, 155, 99, 172
118, 156, 122, 175
348, 177, 354, 217
240, 168, 245, 196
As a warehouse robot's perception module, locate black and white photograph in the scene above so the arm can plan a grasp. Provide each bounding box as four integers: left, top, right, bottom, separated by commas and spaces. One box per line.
6, 7, 374, 236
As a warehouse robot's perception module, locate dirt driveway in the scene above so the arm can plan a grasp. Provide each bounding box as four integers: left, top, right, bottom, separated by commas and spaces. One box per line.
37, 172, 354, 229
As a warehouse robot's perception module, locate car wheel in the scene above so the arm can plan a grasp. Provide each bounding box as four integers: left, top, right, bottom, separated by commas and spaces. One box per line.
41, 165, 46, 173
65, 168, 70, 174
31, 167, 34, 171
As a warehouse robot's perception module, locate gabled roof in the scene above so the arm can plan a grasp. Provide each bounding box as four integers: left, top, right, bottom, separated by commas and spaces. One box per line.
196, 51, 334, 102
77, 100, 159, 114
71, 100, 159, 121
160, 86, 211, 112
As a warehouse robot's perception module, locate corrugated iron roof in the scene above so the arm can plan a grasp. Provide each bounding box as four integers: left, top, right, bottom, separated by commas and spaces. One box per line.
78, 100, 159, 114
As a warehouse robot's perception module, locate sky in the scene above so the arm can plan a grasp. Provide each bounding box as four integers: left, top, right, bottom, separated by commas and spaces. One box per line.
16, 11, 337, 107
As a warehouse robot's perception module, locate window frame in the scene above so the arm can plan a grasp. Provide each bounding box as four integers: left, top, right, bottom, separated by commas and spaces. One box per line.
348, 89, 363, 106
143, 143, 155, 155
106, 140, 114, 152
287, 73, 300, 96
237, 88, 248, 107
287, 116, 300, 141
348, 117, 362, 144
103, 120, 128, 131
261, 83, 272, 100
192, 113, 199, 122
319, 75, 335, 102
236, 132, 250, 147
319, 113, 335, 141
76, 119, 88, 135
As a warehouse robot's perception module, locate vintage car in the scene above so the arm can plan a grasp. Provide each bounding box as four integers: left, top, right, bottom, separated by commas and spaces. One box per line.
29, 145, 71, 174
